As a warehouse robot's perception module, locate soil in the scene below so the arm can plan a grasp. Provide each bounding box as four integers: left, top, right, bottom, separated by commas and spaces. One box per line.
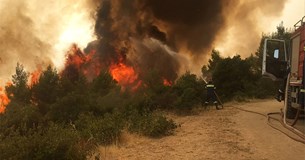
95, 99, 305, 160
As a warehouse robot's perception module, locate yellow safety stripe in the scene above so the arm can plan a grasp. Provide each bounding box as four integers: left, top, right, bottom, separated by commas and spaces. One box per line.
300, 89, 305, 93
206, 85, 215, 88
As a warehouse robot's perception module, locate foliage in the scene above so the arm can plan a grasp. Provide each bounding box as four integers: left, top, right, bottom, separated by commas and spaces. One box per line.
125, 105, 177, 138
208, 49, 223, 71
212, 55, 259, 101
6, 63, 31, 104
0, 102, 42, 135
0, 63, 179, 159
172, 71, 205, 109
1, 24, 291, 158
47, 92, 91, 123
75, 113, 124, 145
0, 123, 93, 160
201, 24, 292, 101
31, 65, 60, 114
91, 70, 117, 96
139, 70, 174, 109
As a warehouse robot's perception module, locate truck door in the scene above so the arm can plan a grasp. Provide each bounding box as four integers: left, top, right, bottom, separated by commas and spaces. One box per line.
262, 39, 288, 80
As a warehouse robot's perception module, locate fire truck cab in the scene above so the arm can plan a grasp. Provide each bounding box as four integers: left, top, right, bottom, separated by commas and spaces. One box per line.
263, 16, 305, 120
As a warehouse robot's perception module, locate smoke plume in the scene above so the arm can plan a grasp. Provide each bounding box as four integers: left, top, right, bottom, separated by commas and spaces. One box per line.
92, 0, 238, 81
92, 0, 288, 78
0, 0, 95, 84
216, 0, 288, 57
0, 0, 290, 85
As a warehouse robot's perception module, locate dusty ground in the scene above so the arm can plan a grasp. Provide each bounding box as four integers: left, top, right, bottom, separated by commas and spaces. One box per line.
95, 99, 305, 160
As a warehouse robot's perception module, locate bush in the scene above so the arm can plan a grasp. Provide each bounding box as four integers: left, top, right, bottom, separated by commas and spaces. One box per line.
75, 112, 124, 145
232, 91, 248, 102
174, 88, 197, 110
126, 107, 177, 138
92, 88, 125, 116
253, 77, 278, 99
0, 102, 43, 135
47, 92, 91, 122
172, 72, 205, 110
0, 123, 93, 160
142, 114, 177, 137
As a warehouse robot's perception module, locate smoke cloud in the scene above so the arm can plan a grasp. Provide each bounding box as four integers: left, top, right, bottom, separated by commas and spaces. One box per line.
0, 0, 289, 84
0, 0, 95, 84
92, 0, 239, 80
216, 0, 288, 57
92, 0, 288, 77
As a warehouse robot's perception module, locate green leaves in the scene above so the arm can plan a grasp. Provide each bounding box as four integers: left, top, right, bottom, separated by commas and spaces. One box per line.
6, 63, 31, 104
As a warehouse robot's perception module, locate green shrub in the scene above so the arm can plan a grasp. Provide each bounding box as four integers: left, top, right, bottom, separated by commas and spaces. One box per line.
75, 112, 124, 145
0, 123, 93, 160
172, 72, 205, 110
0, 102, 43, 135
92, 88, 125, 115
126, 108, 177, 138
143, 114, 177, 137
47, 92, 91, 122
232, 91, 248, 102
253, 77, 278, 99
174, 87, 198, 110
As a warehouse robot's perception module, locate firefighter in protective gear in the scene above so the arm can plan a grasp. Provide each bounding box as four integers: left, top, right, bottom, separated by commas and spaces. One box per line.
205, 80, 220, 110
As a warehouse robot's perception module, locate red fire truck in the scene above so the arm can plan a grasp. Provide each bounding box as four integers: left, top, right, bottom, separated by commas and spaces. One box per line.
262, 16, 305, 122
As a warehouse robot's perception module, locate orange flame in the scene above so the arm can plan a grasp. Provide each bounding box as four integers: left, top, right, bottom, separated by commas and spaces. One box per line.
66, 44, 87, 67
109, 62, 138, 87
65, 44, 99, 79
30, 68, 42, 86
163, 79, 172, 86
0, 82, 12, 113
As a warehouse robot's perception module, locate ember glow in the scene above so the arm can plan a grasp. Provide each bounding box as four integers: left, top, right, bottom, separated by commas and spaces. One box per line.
163, 79, 172, 86
30, 67, 42, 86
66, 44, 94, 68
0, 82, 12, 113
109, 62, 139, 87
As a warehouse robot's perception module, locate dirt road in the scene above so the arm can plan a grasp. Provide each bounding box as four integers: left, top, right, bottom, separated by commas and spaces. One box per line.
96, 100, 305, 160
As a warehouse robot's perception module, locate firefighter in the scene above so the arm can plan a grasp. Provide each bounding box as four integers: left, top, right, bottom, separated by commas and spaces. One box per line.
205, 80, 220, 110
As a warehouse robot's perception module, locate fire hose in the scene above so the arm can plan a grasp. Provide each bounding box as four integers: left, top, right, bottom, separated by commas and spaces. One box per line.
214, 91, 224, 109
202, 76, 305, 143
232, 106, 305, 144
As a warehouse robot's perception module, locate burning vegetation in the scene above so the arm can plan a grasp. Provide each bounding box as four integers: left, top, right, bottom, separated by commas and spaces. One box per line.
0, 0, 290, 159
0, 87, 10, 113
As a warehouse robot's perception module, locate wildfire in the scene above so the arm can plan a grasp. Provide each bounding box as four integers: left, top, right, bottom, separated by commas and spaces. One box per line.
66, 44, 93, 68
163, 79, 172, 86
30, 68, 42, 86
109, 62, 138, 87
64, 44, 100, 79
0, 82, 12, 113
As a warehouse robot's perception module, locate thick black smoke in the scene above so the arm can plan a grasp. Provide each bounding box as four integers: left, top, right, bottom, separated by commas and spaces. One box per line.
141, 0, 233, 53
92, 0, 239, 81
94, 0, 235, 54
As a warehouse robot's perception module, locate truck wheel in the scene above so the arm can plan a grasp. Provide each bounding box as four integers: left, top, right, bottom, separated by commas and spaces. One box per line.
286, 87, 297, 119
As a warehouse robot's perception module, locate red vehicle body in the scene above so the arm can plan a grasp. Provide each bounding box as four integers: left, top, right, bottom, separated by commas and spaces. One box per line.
263, 16, 305, 120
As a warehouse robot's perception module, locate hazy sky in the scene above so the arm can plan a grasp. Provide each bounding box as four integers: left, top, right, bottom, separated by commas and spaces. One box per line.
270, 0, 304, 31
215, 0, 305, 58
